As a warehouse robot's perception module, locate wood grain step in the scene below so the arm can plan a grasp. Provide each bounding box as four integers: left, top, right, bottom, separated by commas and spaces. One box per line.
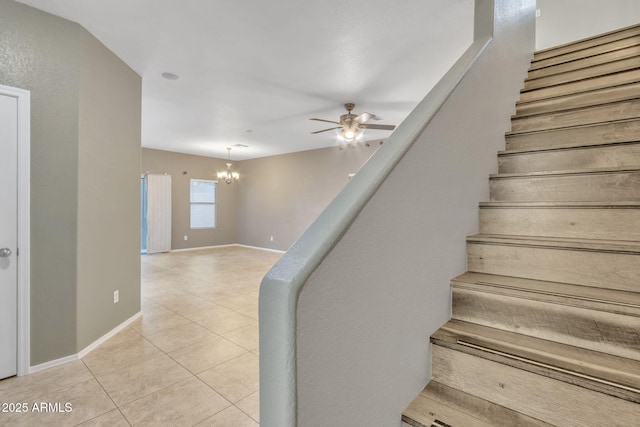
479, 201, 640, 240
516, 81, 640, 117
532, 28, 640, 68
532, 24, 640, 64
402, 381, 552, 427
451, 281, 640, 361
498, 141, 640, 174
433, 320, 640, 401
490, 167, 640, 202
525, 56, 640, 91
431, 345, 640, 426
466, 234, 640, 292
510, 98, 640, 134
505, 118, 640, 151
523, 64, 640, 103
453, 272, 640, 316
528, 46, 640, 81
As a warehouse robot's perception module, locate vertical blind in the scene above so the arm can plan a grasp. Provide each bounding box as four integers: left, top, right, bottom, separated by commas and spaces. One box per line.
146, 174, 172, 253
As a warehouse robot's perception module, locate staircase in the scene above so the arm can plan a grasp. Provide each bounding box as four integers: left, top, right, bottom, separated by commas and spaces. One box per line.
402, 25, 640, 427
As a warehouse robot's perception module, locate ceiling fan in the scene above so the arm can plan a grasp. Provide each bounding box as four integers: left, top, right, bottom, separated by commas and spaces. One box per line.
310, 103, 396, 142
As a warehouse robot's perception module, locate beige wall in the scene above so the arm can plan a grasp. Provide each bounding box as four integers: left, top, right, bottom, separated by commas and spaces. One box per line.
141, 143, 381, 252
0, 0, 141, 365
536, 0, 640, 50
76, 30, 142, 350
237, 142, 382, 251
141, 148, 238, 250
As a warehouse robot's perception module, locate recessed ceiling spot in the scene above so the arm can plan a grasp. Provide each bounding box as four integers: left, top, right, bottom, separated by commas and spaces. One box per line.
161, 72, 180, 81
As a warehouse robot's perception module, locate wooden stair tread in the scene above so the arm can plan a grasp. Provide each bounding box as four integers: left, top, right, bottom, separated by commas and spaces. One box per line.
520, 69, 640, 104
452, 271, 640, 315
505, 116, 640, 138
515, 81, 640, 117
511, 96, 640, 120
490, 165, 640, 179
528, 49, 640, 81
433, 319, 640, 398
479, 201, 640, 241
467, 233, 640, 253
479, 200, 640, 208
525, 60, 640, 93
498, 143, 640, 174
403, 382, 552, 427
432, 346, 640, 425
510, 98, 640, 134
524, 58, 640, 90
532, 30, 640, 68
498, 141, 640, 156
533, 24, 640, 62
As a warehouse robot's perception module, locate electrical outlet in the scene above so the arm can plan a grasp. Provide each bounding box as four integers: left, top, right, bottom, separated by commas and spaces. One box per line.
184, 235, 188, 241
536, 9, 541, 17
270, 236, 274, 242
114, 290, 119, 304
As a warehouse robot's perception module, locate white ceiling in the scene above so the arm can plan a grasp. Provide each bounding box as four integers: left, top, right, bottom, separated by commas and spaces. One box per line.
16, 0, 474, 160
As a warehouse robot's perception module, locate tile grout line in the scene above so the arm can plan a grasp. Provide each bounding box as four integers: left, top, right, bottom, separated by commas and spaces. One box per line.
79, 358, 134, 427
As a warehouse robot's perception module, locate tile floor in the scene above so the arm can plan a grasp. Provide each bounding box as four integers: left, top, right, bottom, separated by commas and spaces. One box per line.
0, 246, 281, 426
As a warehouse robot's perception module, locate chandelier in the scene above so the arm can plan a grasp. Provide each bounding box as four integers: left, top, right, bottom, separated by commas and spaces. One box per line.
217, 147, 239, 185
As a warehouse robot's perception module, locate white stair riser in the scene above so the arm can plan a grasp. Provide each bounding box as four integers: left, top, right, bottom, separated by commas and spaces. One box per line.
490, 171, 640, 202
452, 287, 640, 361
528, 46, 640, 81
467, 241, 640, 292
432, 346, 640, 426
498, 143, 640, 174
480, 205, 640, 240
505, 119, 640, 151
511, 99, 640, 134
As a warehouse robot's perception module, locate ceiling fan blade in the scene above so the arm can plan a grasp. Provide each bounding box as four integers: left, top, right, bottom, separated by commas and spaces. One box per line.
355, 112, 377, 124
363, 124, 396, 131
311, 127, 342, 134
310, 118, 340, 125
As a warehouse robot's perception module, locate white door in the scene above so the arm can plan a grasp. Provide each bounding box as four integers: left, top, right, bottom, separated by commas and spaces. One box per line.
0, 92, 18, 379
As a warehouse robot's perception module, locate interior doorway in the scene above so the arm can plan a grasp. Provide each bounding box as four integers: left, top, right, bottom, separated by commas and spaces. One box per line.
0, 84, 30, 379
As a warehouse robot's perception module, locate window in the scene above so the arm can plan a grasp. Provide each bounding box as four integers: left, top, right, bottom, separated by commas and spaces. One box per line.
190, 179, 216, 228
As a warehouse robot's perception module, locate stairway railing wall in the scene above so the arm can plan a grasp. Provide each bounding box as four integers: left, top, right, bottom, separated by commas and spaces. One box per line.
259, 1, 535, 425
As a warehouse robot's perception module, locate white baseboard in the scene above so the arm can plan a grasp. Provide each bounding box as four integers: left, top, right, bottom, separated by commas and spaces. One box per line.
77, 311, 142, 359
171, 243, 286, 254
28, 354, 78, 374
29, 311, 142, 374
234, 244, 286, 254
169, 243, 237, 252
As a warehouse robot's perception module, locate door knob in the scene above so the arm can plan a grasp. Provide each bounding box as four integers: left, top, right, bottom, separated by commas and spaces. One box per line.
0, 248, 11, 258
